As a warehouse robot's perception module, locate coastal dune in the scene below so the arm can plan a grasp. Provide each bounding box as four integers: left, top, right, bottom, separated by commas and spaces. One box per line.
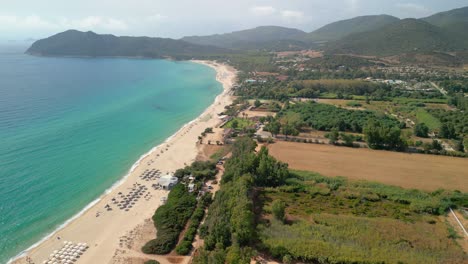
10, 61, 236, 264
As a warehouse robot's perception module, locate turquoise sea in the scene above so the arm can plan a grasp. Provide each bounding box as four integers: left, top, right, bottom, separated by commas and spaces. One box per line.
0, 45, 222, 263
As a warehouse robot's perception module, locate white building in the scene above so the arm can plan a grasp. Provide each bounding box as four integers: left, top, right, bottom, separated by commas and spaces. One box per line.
158, 174, 178, 190
188, 183, 195, 193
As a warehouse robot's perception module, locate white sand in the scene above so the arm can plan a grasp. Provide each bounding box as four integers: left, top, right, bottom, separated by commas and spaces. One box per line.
11, 60, 237, 264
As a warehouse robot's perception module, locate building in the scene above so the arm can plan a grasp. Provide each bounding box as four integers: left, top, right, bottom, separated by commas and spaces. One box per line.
188, 183, 195, 193
158, 174, 178, 190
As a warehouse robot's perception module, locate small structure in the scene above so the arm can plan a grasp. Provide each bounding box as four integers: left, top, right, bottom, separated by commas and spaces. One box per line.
158, 174, 178, 190
188, 183, 195, 193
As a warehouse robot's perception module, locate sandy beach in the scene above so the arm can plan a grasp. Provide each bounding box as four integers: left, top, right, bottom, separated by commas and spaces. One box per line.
10, 60, 236, 264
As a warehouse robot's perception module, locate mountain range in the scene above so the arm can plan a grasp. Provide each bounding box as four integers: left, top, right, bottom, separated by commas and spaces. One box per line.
27, 6, 468, 59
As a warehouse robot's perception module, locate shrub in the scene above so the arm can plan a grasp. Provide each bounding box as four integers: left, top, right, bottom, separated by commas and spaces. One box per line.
175, 240, 193, 255
144, 260, 160, 264
142, 184, 196, 254
271, 200, 286, 222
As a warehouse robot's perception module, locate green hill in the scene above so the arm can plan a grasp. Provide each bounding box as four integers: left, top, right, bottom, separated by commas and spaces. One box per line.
326, 19, 464, 56
27, 30, 231, 59
306, 15, 400, 42
422, 6, 468, 28
181, 26, 309, 50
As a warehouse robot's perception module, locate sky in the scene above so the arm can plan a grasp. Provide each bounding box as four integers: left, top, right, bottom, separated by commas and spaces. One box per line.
1, 0, 467, 41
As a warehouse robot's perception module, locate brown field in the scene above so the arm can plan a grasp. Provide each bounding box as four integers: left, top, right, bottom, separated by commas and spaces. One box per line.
268, 141, 468, 191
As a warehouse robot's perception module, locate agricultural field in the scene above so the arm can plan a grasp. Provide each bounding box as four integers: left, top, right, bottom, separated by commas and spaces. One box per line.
258, 170, 468, 263
268, 141, 468, 192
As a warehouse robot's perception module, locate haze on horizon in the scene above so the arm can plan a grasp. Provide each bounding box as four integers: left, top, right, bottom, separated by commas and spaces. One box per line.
1, 0, 467, 42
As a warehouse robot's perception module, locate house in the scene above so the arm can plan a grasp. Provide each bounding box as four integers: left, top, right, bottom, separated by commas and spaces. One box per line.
158, 174, 178, 190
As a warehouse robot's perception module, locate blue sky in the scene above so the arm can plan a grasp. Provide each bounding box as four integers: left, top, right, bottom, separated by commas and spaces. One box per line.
1, 0, 467, 41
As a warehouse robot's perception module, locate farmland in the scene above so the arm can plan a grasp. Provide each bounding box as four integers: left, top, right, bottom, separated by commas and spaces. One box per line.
268, 141, 468, 191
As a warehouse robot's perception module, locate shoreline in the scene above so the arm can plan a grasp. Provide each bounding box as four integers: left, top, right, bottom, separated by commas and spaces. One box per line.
9, 60, 237, 264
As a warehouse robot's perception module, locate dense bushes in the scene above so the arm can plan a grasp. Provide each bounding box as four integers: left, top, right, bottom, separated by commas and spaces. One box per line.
194, 137, 289, 263
278, 102, 400, 133
174, 160, 217, 181
175, 193, 212, 255
144, 260, 160, 264
428, 109, 467, 139
142, 184, 196, 254
363, 119, 407, 151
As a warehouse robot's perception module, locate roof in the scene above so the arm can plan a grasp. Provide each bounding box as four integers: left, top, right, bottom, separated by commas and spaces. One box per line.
158, 175, 178, 187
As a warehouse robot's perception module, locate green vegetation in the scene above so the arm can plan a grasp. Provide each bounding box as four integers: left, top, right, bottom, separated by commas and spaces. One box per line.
175, 193, 212, 255
174, 161, 217, 181
414, 122, 430, 137
143, 161, 216, 255
195, 139, 467, 263
428, 109, 468, 139
27, 30, 231, 59
193, 137, 289, 263
328, 18, 468, 56
364, 119, 406, 151
271, 200, 286, 222
224, 117, 255, 130
345, 101, 362, 107
415, 108, 441, 131
142, 184, 197, 254
258, 170, 468, 263
277, 101, 400, 133
144, 260, 160, 264
307, 15, 399, 42
182, 26, 308, 51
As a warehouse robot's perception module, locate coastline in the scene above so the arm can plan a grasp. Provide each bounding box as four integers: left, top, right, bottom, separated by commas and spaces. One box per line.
9, 60, 237, 264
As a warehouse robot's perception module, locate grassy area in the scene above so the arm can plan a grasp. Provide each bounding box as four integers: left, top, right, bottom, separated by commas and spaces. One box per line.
393, 97, 448, 104
257, 170, 468, 263
415, 108, 441, 131
223, 117, 255, 129
209, 146, 231, 161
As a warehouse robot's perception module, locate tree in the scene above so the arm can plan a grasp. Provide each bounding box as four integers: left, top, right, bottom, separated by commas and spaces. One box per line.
231, 119, 239, 129
363, 120, 406, 151
439, 124, 455, 139
327, 128, 339, 145
414, 123, 429, 138
281, 123, 299, 138
271, 200, 286, 223
365, 93, 370, 104
341, 133, 355, 147
464, 137, 468, 153
254, 99, 261, 108
265, 121, 281, 137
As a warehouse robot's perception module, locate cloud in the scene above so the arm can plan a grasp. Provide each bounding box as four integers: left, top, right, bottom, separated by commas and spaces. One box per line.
61, 16, 129, 31
146, 14, 168, 23
345, 0, 360, 13
281, 10, 304, 20
396, 3, 430, 15
0, 15, 57, 30
249, 6, 276, 16
0, 15, 129, 32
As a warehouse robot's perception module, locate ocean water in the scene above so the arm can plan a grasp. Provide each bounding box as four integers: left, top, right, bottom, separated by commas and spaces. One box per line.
0, 48, 222, 263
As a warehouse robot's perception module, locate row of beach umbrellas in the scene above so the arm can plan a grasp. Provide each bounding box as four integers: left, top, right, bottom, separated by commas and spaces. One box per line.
42, 241, 88, 264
